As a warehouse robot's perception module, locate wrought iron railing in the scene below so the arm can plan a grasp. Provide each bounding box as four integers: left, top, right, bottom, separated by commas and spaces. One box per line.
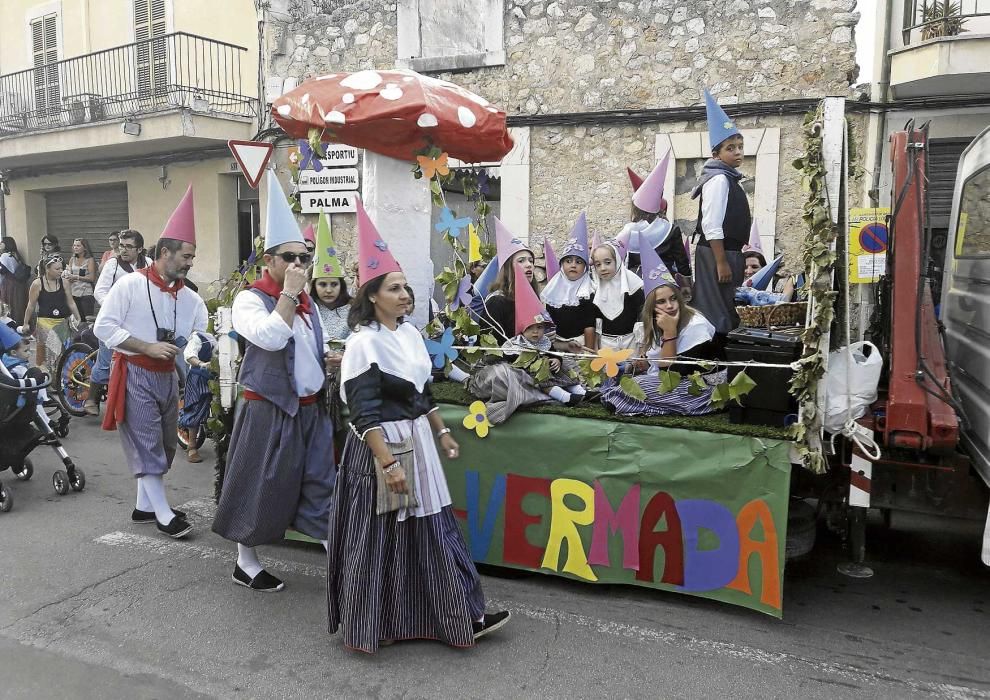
903, 0, 990, 45
0, 32, 253, 136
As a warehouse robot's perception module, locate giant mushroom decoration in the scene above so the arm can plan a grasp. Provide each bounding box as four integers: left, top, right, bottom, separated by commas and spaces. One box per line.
271, 68, 514, 163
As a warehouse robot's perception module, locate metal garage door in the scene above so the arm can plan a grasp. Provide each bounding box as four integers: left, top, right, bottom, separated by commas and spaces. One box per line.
45, 184, 129, 259
928, 138, 972, 229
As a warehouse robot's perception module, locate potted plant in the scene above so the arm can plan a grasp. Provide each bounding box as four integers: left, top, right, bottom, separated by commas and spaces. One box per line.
921, 0, 969, 40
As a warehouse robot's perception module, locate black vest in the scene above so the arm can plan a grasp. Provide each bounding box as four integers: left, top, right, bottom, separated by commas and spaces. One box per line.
694, 175, 752, 252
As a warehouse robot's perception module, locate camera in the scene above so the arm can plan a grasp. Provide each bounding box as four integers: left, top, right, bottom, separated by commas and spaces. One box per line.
157, 328, 175, 343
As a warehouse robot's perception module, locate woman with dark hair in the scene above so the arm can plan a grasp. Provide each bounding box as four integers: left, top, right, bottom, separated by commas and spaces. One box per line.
327, 201, 509, 654
23, 253, 81, 368
0, 236, 30, 325
100, 231, 120, 268
66, 238, 98, 318
35, 235, 61, 278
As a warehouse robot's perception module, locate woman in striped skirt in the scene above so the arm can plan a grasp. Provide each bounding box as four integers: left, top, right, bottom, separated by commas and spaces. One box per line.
600, 244, 723, 416
327, 202, 509, 654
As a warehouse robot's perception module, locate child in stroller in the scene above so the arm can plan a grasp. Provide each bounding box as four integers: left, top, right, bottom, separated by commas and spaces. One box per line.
0, 323, 85, 512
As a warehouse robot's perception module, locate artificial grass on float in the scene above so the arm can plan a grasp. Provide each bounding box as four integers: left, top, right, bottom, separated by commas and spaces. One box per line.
430, 380, 792, 441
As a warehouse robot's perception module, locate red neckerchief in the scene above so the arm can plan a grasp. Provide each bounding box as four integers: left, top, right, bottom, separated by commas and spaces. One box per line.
138, 264, 184, 298
250, 270, 312, 327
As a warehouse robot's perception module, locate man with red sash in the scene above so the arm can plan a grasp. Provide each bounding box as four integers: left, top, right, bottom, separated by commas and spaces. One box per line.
94, 185, 208, 539
212, 171, 334, 593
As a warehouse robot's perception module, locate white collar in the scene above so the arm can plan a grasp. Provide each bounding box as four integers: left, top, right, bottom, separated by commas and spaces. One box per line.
340, 321, 432, 400
541, 270, 593, 308
591, 245, 643, 320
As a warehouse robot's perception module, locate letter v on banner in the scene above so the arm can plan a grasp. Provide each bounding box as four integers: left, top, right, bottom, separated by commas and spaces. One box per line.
228, 140, 275, 189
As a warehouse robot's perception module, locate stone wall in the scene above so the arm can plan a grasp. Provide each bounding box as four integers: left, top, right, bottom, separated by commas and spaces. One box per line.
268, 0, 861, 274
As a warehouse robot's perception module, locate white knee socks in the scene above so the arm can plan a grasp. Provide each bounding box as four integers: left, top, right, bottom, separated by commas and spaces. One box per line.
140, 475, 175, 524
548, 386, 571, 403
567, 384, 587, 396
237, 544, 263, 578
447, 365, 470, 384
136, 479, 152, 511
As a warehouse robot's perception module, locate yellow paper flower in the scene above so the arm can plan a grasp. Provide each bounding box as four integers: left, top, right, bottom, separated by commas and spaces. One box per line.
590, 347, 634, 378
462, 400, 491, 438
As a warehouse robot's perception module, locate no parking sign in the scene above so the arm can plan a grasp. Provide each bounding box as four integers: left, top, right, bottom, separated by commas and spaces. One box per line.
849, 208, 889, 283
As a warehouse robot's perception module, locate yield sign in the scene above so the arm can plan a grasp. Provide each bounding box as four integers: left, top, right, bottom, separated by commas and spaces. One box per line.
228, 140, 275, 189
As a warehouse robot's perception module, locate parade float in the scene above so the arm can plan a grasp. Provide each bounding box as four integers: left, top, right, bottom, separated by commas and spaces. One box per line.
206, 70, 987, 619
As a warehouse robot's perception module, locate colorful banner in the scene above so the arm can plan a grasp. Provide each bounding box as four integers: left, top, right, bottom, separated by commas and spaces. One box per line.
439, 406, 792, 617
848, 208, 890, 283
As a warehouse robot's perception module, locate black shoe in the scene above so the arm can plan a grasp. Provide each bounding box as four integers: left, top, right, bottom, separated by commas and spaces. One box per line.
565, 392, 584, 407
472, 610, 510, 640
156, 515, 193, 539
131, 508, 186, 524
232, 565, 285, 592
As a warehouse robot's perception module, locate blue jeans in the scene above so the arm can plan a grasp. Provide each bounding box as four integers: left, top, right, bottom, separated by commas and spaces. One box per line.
91, 341, 112, 386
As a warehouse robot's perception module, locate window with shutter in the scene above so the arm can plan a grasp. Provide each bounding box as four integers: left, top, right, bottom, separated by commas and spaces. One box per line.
134, 0, 169, 99
31, 13, 60, 119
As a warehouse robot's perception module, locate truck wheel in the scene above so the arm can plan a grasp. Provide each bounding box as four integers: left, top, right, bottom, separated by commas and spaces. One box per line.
786, 499, 817, 560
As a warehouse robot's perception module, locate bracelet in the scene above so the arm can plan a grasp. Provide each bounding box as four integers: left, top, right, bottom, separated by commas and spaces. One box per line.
436, 427, 452, 439
280, 290, 299, 305
380, 460, 399, 474
661, 336, 678, 344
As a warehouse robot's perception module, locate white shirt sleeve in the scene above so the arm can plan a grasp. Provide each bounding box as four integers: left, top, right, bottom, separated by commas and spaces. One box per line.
231, 290, 293, 352
93, 276, 134, 349
700, 175, 730, 242
93, 259, 116, 305
183, 332, 203, 362
192, 297, 209, 335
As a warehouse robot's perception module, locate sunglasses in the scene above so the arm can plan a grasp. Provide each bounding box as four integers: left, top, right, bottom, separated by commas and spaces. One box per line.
278, 252, 312, 264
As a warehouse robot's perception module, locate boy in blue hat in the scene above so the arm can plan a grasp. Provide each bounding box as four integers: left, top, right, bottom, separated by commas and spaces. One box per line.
691, 89, 753, 352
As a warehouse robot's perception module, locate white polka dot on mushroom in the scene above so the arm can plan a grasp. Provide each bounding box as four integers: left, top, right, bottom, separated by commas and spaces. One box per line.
380, 84, 403, 100
340, 70, 382, 90
342, 93, 355, 104
325, 110, 346, 124
417, 113, 439, 128
457, 106, 477, 128
276, 104, 292, 116
402, 76, 415, 82
486, 106, 499, 113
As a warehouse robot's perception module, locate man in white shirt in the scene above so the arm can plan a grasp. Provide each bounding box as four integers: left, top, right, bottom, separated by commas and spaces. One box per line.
212, 171, 334, 592
87, 230, 149, 416
94, 186, 207, 539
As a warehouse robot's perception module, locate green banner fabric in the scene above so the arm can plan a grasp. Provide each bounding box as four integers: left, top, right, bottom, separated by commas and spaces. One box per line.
438, 405, 792, 617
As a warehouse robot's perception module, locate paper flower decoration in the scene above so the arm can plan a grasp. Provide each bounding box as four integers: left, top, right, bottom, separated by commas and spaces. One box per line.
298, 140, 324, 171
287, 147, 300, 166
462, 400, 491, 438
367, 259, 379, 270
424, 328, 458, 369
373, 239, 388, 251
417, 152, 450, 179
435, 207, 472, 238
590, 347, 634, 378
450, 274, 474, 310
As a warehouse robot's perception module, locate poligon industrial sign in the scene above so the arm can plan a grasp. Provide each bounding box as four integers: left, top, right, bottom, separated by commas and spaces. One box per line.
299, 191, 357, 214
298, 168, 359, 191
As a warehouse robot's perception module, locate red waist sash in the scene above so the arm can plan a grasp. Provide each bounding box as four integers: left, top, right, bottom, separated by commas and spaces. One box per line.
242, 389, 320, 406
102, 352, 174, 431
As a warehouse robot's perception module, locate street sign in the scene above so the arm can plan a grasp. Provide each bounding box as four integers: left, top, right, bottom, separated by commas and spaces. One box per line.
858, 222, 888, 253
227, 140, 274, 189
849, 208, 889, 283
298, 167, 359, 192
299, 191, 357, 214
319, 144, 359, 167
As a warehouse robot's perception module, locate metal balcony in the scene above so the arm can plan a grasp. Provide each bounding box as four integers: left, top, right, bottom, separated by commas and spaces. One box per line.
0, 32, 253, 137
902, 0, 990, 45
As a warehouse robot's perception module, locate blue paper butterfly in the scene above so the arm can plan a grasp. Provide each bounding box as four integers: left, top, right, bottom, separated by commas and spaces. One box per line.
449, 274, 474, 311
434, 207, 472, 238
424, 328, 458, 369
298, 140, 324, 172
367, 259, 379, 270
326, 246, 337, 257
373, 239, 388, 251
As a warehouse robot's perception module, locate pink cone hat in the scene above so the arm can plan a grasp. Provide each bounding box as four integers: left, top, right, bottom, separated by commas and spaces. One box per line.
160, 184, 196, 245
495, 216, 532, 268
743, 220, 764, 254
355, 196, 402, 286
631, 151, 671, 215
611, 227, 632, 262
302, 223, 316, 244
627, 167, 644, 192
591, 230, 603, 251
543, 238, 559, 279
513, 262, 549, 336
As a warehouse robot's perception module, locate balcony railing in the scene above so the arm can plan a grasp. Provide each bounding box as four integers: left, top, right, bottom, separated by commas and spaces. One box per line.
0, 32, 253, 137
903, 0, 990, 45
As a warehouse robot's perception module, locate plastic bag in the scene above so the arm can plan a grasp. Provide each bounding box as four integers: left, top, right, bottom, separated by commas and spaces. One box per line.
824, 341, 883, 433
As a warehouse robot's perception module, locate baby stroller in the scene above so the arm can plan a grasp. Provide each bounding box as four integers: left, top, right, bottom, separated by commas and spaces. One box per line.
0, 361, 86, 512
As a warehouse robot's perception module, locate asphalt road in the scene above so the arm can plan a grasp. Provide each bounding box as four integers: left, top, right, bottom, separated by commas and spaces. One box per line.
1, 414, 989, 699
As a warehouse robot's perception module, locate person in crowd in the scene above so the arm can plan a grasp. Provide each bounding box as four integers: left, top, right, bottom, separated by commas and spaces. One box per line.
303, 222, 317, 257
65, 238, 98, 319
88, 230, 149, 416
541, 212, 595, 352
212, 172, 334, 592
469, 219, 560, 424
624, 156, 693, 289
744, 251, 766, 282
22, 253, 81, 369
503, 263, 586, 406
327, 197, 509, 653
35, 235, 61, 278
100, 231, 120, 268
601, 244, 721, 416
469, 260, 486, 283
0, 237, 30, 326
590, 231, 644, 350
94, 186, 206, 539
690, 89, 751, 351
177, 330, 215, 464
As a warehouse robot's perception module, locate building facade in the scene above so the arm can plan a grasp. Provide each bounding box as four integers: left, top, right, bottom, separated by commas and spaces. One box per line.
0, 0, 259, 285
